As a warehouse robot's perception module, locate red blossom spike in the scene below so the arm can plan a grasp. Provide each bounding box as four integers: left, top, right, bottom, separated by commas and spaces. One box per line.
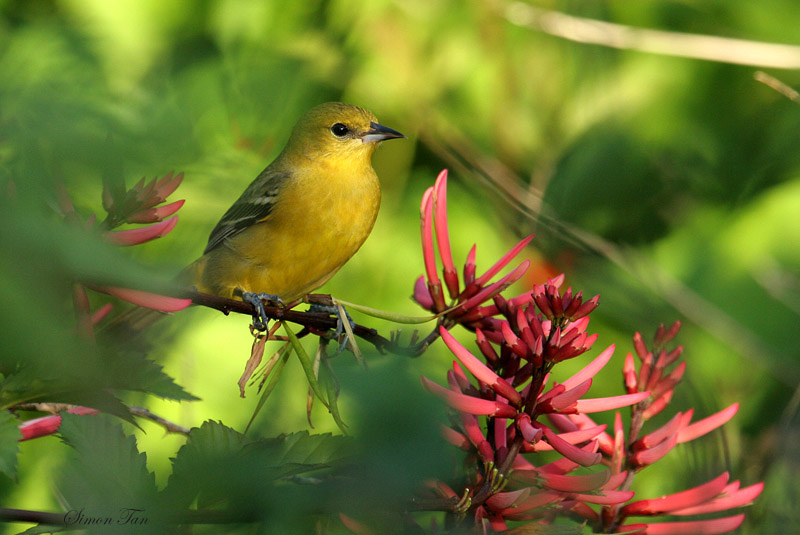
440, 327, 522, 405
677, 403, 739, 444
106, 216, 180, 246
652, 362, 686, 399
101, 287, 192, 312
575, 392, 650, 413
420, 376, 516, 417
127, 199, 185, 224
541, 427, 601, 466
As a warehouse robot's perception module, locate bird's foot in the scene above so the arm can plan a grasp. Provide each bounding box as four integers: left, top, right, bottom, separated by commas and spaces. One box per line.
241, 292, 285, 331
308, 302, 355, 351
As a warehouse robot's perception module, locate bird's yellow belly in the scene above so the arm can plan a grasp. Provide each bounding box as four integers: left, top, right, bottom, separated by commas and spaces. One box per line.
198, 172, 380, 302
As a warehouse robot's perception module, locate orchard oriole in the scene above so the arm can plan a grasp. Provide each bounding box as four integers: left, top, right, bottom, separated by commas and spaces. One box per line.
112, 102, 404, 334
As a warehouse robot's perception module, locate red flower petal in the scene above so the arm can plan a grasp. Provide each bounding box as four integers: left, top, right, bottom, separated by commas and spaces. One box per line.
636, 514, 744, 534
102, 287, 192, 312
440, 327, 521, 405
576, 392, 650, 413
622, 473, 729, 516
677, 404, 738, 444
420, 376, 516, 417
561, 345, 615, 391
106, 216, 179, 246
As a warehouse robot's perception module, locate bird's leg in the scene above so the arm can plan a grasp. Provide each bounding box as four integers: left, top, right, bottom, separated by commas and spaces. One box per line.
307, 302, 355, 351
240, 292, 285, 331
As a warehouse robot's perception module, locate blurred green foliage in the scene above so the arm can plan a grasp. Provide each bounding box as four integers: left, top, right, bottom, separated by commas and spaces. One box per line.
1, 0, 799, 533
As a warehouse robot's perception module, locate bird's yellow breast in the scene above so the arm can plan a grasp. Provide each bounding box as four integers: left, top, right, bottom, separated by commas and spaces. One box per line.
197, 154, 381, 302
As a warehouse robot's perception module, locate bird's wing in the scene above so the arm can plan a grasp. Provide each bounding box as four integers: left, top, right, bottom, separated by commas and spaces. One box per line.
203, 167, 291, 255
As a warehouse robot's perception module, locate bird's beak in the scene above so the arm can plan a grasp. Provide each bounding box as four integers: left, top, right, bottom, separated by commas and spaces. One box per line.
361, 121, 406, 144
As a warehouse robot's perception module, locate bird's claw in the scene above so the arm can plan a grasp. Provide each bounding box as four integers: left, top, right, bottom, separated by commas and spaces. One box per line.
308, 302, 355, 351
241, 292, 284, 331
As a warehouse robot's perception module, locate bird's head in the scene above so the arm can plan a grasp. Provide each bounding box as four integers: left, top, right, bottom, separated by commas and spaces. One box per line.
282, 102, 405, 164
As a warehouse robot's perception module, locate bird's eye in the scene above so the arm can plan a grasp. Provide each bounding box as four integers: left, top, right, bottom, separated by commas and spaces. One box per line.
330, 123, 349, 138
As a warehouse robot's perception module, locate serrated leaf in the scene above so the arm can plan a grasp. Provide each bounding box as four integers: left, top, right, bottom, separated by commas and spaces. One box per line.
113, 354, 198, 401
163, 420, 252, 509
0, 410, 21, 479
57, 413, 158, 513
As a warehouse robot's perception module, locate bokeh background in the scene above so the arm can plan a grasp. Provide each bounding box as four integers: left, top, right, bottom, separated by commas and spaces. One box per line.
1, 0, 799, 533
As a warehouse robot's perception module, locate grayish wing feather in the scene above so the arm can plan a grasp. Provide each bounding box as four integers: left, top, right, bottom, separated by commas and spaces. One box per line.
203, 167, 291, 254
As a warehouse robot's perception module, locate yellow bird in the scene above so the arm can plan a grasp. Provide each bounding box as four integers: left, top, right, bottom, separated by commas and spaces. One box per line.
186, 102, 404, 326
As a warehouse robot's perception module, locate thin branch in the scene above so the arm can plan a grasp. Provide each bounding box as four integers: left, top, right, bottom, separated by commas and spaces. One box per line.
181, 290, 436, 357
129, 407, 190, 435
502, 1, 800, 69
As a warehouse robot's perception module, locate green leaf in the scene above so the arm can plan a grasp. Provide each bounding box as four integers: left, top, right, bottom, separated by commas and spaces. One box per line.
244, 342, 292, 433
163, 420, 252, 509
321, 358, 347, 435
57, 413, 158, 515
242, 430, 352, 481
109, 354, 198, 401
0, 410, 21, 480
283, 322, 329, 410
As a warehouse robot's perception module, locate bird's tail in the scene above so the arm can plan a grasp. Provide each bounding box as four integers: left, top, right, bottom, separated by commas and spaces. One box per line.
100, 259, 203, 341
100, 305, 173, 342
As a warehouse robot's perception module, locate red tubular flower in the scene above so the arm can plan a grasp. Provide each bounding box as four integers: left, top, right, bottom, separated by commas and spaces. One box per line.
106, 215, 180, 246
420, 376, 517, 417
19, 406, 98, 441
676, 403, 738, 443
100, 287, 192, 312
624, 514, 746, 535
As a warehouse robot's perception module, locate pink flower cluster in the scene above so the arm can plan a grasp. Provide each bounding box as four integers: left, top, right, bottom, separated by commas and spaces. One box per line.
409, 170, 761, 533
